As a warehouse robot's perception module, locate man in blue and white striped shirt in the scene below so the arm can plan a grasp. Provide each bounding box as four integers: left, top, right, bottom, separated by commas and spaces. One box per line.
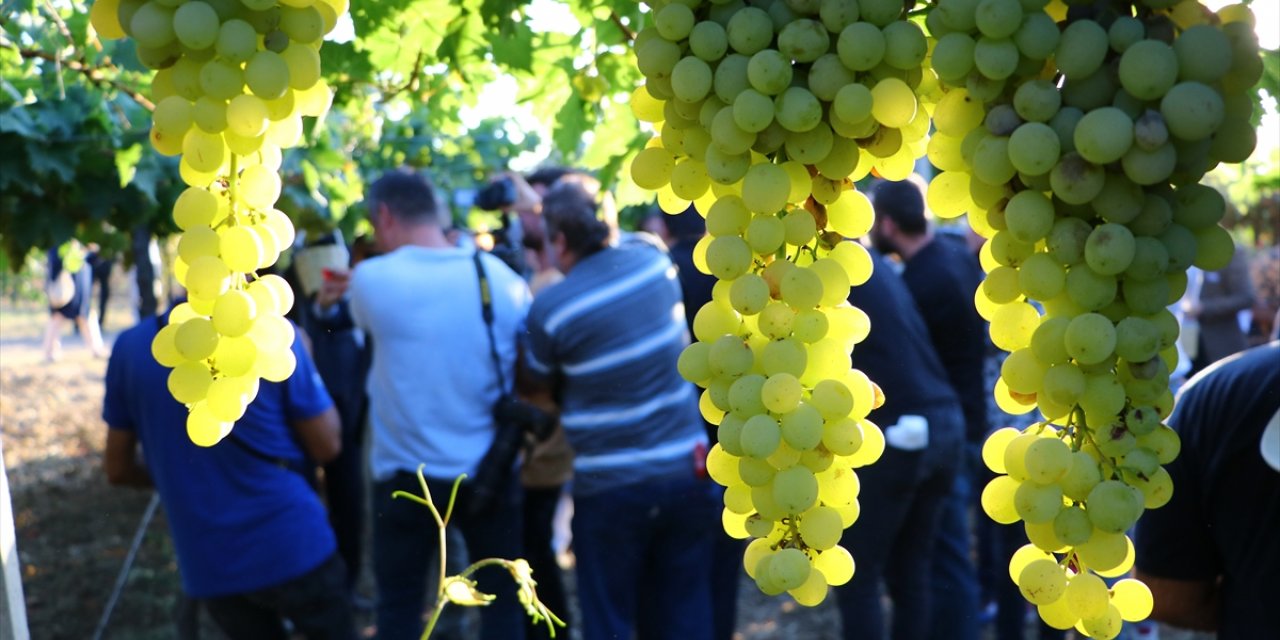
524, 177, 718, 640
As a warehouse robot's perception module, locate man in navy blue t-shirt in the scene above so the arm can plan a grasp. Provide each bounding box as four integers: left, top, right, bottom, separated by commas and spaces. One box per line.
103, 307, 355, 639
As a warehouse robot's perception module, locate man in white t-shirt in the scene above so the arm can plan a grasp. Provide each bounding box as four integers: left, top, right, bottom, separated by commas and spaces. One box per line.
318, 169, 532, 640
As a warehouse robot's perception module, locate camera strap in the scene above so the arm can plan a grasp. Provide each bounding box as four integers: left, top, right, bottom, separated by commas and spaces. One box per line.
472, 251, 508, 395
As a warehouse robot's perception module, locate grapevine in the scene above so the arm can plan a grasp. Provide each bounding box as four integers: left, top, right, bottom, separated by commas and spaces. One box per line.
90, 0, 345, 446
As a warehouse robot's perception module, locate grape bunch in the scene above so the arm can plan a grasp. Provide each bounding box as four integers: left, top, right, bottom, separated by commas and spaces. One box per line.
90, 0, 346, 446
630, 0, 947, 606
922, 0, 1262, 636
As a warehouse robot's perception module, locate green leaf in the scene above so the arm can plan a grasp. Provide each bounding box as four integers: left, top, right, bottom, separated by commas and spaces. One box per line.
489, 21, 536, 72
115, 143, 143, 188
551, 92, 589, 159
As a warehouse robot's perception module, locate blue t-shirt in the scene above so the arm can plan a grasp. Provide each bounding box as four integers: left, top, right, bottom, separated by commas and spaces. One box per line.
526, 237, 707, 496
102, 313, 338, 598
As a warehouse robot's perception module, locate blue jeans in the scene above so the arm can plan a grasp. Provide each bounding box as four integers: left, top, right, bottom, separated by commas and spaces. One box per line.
836, 405, 963, 640
372, 471, 525, 640
204, 552, 357, 640
572, 474, 719, 640
928, 470, 981, 640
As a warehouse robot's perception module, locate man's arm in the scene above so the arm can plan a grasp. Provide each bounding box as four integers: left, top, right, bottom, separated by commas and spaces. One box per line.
290, 407, 342, 464
1133, 569, 1220, 632
104, 429, 152, 488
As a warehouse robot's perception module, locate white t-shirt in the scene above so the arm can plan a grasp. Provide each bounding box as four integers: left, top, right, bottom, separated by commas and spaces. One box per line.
350, 246, 532, 482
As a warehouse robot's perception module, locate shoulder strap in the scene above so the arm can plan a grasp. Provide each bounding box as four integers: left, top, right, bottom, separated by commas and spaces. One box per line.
473, 251, 508, 394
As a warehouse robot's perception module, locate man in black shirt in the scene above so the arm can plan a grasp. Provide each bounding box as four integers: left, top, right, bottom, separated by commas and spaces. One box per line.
835, 246, 965, 640
868, 177, 985, 640
1135, 341, 1280, 637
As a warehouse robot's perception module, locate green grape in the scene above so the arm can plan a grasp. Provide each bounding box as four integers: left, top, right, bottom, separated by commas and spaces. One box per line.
825, 188, 873, 239
1023, 437, 1071, 485
990, 229, 1036, 268
837, 22, 885, 71
1025, 519, 1067, 553
1018, 253, 1065, 300
172, 1, 218, 50
1042, 362, 1085, 407
728, 274, 770, 317
728, 373, 767, 418
989, 300, 1039, 352
1118, 40, 1179, 101
833, 83, 873, 127
713, 53, 751, 103
631, 147, 675, 190
193, 95, 229, 134
1063, 572, 1110, 621
974, 36, 1019, 80
206, 376, 252, 422
213, 334, 258, 377
781, 402, 823, 450
245, 51, 290, 100
761, 338, 807, 377
931, 33, 976, 81
1074, 108, 1135, 166
226, 94, 269, 139
741, 414, 782, 459
1059, 451, 1102, 503
1107, 16, 1144, 53
726, 6, 772, 56
780, 267, 823, 309
1086, 481, 1144, 534
690, 20, 728, 62
758, 301, 795, 339
1079, 605, 1124, 640
178, 225, 220, 265
1083, 223, 1136, 277
1121, 143, 1176, 186
1064, 313, 1117, 366
279, 5, 323, 43
797, 506, 842, 551
1053, 506, 1093, 546
130, 1, 175, 49
746, 215, 785, 255
174, 316, 220, 363
733, 89, 775, 133
1004, 191, 1054, 244
748, 52, 796, 99
724, 484, 754, 515
185, 255, 233, 301
1018, 558, 1067, 605
1014, 480, 1064, 524
256, 344, 297, 383
1173, 183, 1227, 230
672, 57, 713, 104
654, 3, 694, 40
1157, 223, 1197, 272
173, 187, 219, 231
1193, 225, 1234, 271
972, 136, 1017, 186
220, 225, 265, 274
1007, 122, 1060, 176
775, 87, 823, 133
182, 127, 226, 174
974, 0, 1022, 39
1114, 317, 1160, 363
211, 290, 257, 337
281, 43, 321, 90
1063, 68, 1119, 112
706, 195, 751, 237
1056, 20, 1109, 79
1050, 153, 1106, 205
982, 475, 1022, 524
767, 548, 812, 591
711, 108, 756, 155
1174, 25, 1232, 84
1001, 348, 1046, 395
882, 21, 926, 70
772, 465, 819, 514
782, 209, 817, 246
1111, 579, 1154, 623
239, 163, 282, 210
1160, 82, 1224, 142
762, 373, 803, 415
792, 308, 829, 343
1137, 425, 1180, 465
1013, 10, 1058, 60
778, 18, 829, 63
869, 78, 916, 129
739, 454, 776, 487
670, 159, 711, 200
187, 401, 233, 447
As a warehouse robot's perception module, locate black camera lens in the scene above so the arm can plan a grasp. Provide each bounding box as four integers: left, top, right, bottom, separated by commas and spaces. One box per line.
474, 177, 517, 211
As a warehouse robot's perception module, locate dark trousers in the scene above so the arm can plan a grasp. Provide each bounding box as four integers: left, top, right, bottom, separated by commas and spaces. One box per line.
573, 475, 719, 640
204, 552, 357, 640
373, 471, 526, 640
324, 401, 368, 591
837, 407, 963, 640
928, 471, 981, 640
523, 485, 570, 640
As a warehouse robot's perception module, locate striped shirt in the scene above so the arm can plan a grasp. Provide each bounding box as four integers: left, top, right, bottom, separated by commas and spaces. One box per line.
525, 235, 707, 496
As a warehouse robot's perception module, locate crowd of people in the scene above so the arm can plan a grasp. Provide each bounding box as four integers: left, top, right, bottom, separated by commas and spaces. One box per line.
93, 166, 1277, 640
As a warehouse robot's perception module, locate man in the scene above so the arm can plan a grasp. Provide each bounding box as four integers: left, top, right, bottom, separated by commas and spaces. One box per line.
318, 169, 531, 640
836, 246, 965, 640
103, 305, 354, 639
523, 178, 718, 640
1135, 340, 1280, 637
868, 177, 985, 640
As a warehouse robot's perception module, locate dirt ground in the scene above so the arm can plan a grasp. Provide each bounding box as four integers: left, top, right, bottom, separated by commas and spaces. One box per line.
0, 292, 1210, 640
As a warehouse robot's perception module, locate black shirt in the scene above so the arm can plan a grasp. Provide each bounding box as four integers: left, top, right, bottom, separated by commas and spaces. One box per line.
848, 248, 962, 429
900, 234, 989, 443
1134, 342, 1280, 638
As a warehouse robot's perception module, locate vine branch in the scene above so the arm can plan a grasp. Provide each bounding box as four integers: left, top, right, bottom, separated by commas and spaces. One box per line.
11, 44, 155, 111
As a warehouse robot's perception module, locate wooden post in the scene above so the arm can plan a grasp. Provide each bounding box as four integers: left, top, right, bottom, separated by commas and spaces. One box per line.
0, 439, 30, 640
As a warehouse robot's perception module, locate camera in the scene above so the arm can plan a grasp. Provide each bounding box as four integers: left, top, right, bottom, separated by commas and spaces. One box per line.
467, 394, 557, 516
473, 176, 517, 211
493, 394, 557, 442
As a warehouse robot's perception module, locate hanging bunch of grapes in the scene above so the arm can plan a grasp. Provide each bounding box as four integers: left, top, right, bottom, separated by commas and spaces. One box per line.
922, 0, 1261, 636
90, 0, 347, 446
628, 0, 945, 606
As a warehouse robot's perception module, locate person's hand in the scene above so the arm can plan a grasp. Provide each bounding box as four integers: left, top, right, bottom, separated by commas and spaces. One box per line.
316, 268, 351, 311
505, 171, 542, 215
